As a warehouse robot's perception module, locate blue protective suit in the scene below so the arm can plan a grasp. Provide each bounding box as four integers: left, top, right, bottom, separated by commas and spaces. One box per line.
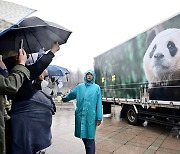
62, 70, 102, 139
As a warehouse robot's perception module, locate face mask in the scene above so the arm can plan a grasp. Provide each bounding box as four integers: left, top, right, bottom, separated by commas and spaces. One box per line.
41, 80, 49, 90
41, 80, 53, 95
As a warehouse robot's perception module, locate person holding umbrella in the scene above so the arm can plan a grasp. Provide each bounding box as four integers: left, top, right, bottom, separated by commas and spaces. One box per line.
62, 70, 102, 154
0, 49, 30, 154
3, 42, 60, 154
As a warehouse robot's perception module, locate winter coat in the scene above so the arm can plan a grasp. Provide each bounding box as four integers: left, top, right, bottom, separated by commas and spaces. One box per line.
62, 70, 102, 139
0, 64, 30, 154
10, 90, 54, 154
3, 51, 55, 154
3, 51, 54, 103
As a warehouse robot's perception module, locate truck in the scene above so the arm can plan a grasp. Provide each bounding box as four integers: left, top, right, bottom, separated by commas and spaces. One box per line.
94, 13, 180, 128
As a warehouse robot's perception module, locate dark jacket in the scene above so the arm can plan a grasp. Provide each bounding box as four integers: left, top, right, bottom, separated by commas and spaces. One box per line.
4, 51, 54, 103
3, 51, 55, 154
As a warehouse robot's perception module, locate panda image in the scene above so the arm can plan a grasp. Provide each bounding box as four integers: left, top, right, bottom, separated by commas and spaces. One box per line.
143, 28, 180, 101
143, 28, 180, 83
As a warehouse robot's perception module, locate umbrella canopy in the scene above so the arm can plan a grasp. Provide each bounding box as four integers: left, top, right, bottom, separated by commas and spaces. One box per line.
0, 0, 36, 35
0, 16, 72, 54
47, 65, 70, 77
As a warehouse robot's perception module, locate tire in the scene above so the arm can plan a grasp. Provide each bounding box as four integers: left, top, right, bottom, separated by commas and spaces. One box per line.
126, 106, 139, 125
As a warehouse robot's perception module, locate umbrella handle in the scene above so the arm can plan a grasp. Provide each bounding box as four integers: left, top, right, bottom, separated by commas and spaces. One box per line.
19, 39, 24, 50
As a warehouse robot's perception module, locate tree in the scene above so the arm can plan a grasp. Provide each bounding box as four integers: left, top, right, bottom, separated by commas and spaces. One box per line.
60, 68, 84, 94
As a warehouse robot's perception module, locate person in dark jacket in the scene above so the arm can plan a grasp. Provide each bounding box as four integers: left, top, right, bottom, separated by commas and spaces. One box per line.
3, 42, 60, 103
0, 49, 30, 154
32, 69, 56, 115
3, 42, 60, 154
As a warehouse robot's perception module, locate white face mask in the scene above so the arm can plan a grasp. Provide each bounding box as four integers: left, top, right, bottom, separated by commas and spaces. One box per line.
41, 80, 49, 90
41, 80, 53, 96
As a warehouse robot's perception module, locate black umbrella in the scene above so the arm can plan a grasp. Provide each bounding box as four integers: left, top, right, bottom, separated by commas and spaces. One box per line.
0, 16, 72, 54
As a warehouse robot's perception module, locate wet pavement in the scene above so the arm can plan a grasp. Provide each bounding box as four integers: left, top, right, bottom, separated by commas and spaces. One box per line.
45, 103, 180, 154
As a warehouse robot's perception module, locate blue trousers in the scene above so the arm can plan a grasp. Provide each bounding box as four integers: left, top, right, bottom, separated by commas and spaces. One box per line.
82, 138, 95, 154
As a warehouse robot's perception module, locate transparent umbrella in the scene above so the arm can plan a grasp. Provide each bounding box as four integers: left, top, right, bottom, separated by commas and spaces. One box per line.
0, 0, 36, 36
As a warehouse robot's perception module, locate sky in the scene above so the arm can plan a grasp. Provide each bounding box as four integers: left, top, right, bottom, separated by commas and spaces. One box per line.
6, 0, 180, 72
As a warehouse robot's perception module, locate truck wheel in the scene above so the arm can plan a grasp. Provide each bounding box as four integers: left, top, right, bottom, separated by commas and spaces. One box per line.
126, 106, 139, 125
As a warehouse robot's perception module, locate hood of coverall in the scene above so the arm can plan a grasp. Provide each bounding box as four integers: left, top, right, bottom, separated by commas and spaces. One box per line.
84, 70, 96, 85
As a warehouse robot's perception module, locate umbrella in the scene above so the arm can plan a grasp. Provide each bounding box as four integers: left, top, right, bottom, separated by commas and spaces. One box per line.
0, 16, 72, 54
0, 0, 36, 36
47, 65, 70, 77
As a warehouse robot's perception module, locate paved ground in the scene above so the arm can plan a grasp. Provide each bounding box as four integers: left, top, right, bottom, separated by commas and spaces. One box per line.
45, 103, 180, 154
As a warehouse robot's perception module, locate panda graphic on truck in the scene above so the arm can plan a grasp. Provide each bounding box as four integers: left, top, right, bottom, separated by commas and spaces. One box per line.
94, 14, 180, 128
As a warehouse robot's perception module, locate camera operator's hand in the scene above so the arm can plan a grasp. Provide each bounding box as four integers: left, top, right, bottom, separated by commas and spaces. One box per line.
51, 42, 60, 54
0, 55, 7, 70
17, 49, 28, 66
